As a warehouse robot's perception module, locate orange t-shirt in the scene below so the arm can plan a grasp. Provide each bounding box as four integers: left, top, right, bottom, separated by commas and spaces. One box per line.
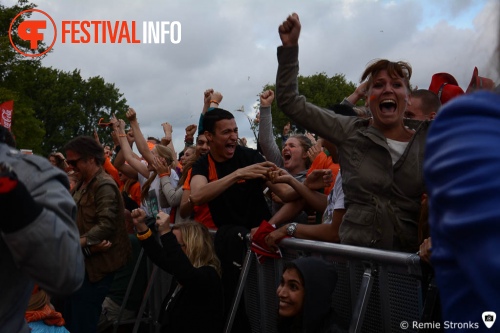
183, 168, 217, 229
103, 156, 121, 186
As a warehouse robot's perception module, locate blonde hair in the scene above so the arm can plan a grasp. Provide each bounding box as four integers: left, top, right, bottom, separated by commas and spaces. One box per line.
140, 144, 177, 203
172, 221, 221, 276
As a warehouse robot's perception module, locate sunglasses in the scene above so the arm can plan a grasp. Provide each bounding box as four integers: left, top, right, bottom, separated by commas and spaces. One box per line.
98, 118, 112, 128
66, 157, 83, 167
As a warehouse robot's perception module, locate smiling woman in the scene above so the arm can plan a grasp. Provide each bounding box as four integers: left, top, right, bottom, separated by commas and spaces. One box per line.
276, 257, 346, 333
275, 13, 430, 252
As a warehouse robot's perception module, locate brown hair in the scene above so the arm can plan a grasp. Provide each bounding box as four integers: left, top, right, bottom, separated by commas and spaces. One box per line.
361, 59, 412, 92
63, 136, 105, 166
285, 134, 313, 169
49, 152, 67, 171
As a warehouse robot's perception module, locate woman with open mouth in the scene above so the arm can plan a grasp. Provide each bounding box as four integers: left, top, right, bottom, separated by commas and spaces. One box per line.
274, 13, 430, 253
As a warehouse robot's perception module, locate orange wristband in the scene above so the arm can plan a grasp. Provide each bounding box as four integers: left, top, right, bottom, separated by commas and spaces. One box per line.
159, 172, 170, 178
210, 100, 219, 105
136, 228, 152, 241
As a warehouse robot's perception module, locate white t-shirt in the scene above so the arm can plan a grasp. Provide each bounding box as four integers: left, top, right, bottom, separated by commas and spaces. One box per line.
386, 138, 409, 165
322, 171, 345, 224
137, 159, 178, 216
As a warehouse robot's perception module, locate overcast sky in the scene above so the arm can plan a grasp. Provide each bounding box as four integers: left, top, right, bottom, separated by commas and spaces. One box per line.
8, 0, 499, 150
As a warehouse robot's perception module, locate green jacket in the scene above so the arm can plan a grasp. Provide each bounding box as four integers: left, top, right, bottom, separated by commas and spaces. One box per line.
276, 46, 429, 252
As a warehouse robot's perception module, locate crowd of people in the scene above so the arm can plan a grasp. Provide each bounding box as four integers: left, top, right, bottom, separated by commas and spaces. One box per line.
1, 10, 499, 333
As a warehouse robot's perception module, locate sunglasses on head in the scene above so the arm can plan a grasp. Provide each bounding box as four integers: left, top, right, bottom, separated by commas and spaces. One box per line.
98, 118, 112, 128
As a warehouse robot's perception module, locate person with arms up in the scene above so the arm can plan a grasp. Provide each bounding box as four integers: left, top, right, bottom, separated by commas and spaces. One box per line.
273, 13, 429, 252
131, 209, 224, 332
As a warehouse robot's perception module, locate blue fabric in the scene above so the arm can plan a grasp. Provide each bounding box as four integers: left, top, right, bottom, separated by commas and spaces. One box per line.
28, 321, 69, 333
63, 272, 114, 333
424, 91, 500, 327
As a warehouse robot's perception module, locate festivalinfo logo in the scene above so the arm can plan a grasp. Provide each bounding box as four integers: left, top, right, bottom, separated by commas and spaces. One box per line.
9, 8, 181, 58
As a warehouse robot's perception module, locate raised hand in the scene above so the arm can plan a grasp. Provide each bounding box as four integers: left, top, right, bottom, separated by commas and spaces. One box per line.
278, 13, 301, 47
126, 108, 137, 122
260, 90, 275, 107
110, 114, 120, 130
155, 211, 171, 235
254, 111, 260, 125
93, 128, 101, 144
211, 91, 223, 105
305, 132, 317, 146
307, 141, 322, 163
162, 122, 173, 142
185, 124, 197, 137
204, 88, 214, 106
151, 155, 170, 175
131, 208, 148, 232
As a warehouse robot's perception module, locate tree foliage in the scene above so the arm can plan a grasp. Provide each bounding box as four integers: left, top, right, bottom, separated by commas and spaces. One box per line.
260, 72, 357, 147
0, 0, 128, 155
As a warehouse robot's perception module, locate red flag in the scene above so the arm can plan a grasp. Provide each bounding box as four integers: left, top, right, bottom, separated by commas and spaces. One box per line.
0, 101, 14, 131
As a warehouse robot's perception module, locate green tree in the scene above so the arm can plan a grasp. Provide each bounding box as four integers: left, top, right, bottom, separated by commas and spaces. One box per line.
1, 0, 128, 155
258, 72, 357, 147
0, 0, 46, 78
3, 62, 128, 154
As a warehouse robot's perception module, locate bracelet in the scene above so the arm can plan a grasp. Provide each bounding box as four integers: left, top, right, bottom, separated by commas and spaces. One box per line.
159, 172, 170, 178
136, 228, 152, 241
118, 134, 127, 137
209, 100, 219, 105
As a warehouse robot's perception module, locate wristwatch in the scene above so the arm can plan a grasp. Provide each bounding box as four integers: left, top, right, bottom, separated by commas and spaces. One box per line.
286, 223, 298, 237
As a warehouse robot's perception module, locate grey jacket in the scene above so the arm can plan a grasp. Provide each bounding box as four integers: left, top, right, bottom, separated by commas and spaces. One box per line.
258, 105, 285, 168
0, 144, 84, 333
276, 46, 429, 252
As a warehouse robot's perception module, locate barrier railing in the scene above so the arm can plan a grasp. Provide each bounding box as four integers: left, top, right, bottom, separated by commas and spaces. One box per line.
239, 237, 426, 333
118, 232, 430, 333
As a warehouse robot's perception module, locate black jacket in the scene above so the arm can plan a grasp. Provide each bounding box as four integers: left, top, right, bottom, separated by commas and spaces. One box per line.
141, 232, 224, 333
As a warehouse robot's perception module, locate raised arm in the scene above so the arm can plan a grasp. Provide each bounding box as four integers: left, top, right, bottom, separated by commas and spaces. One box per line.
258, 89, 284, 167
113, 118, 149, 178
126, 108, 156, 165
276, 13, 354, 146
160, 122, 179, 169
198, 90, 223, 135
151, 155, 183, 207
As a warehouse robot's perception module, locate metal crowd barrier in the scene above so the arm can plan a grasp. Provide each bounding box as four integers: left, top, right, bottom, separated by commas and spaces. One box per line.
117, 232, 429, 333
240, 237, 427, 333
